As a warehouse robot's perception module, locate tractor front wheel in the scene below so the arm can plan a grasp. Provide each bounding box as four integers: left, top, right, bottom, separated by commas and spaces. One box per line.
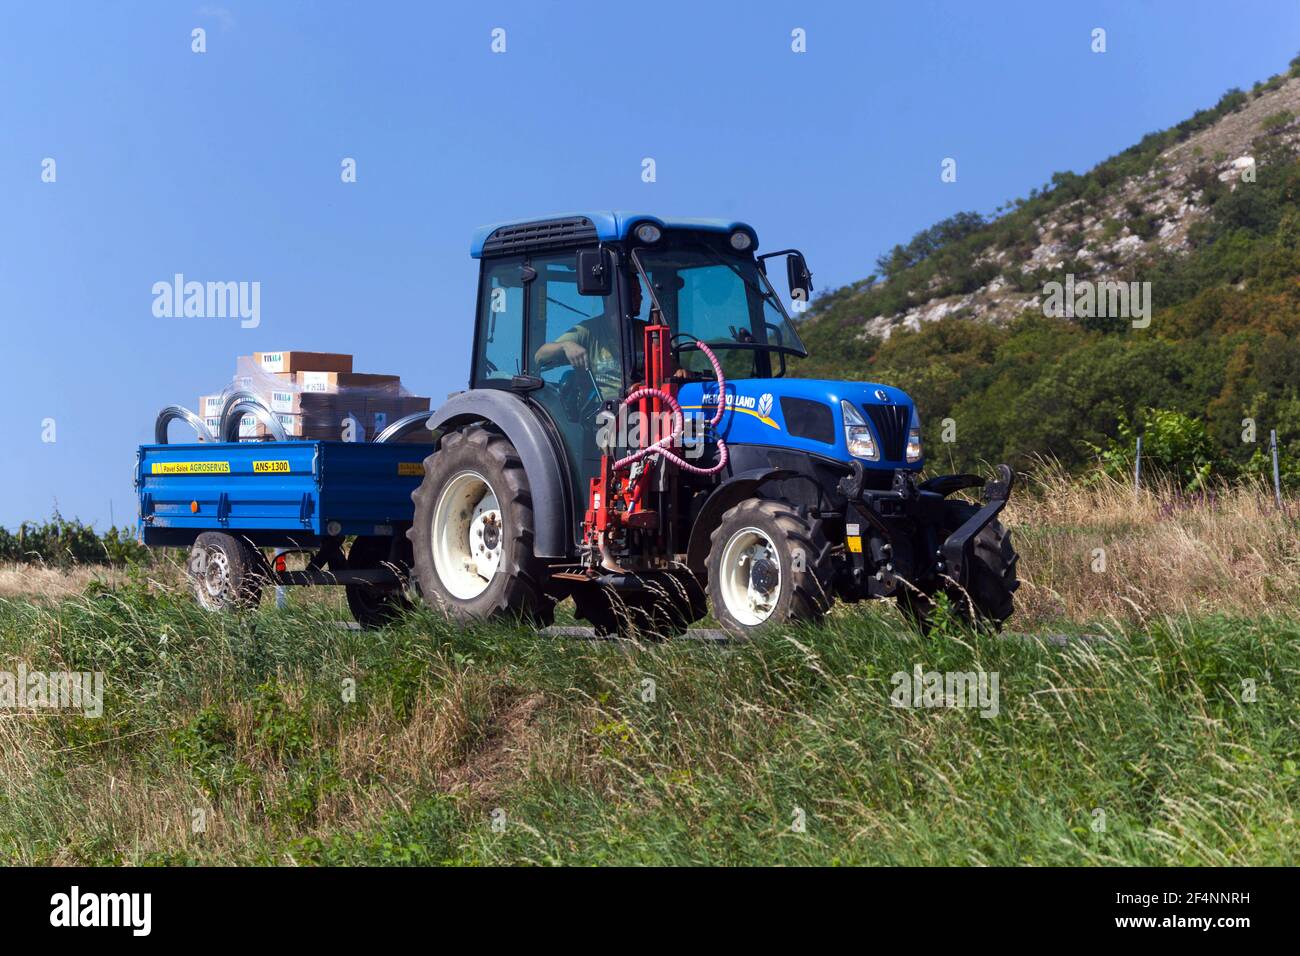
408, 426, 548, 625
705, 499, 834, 638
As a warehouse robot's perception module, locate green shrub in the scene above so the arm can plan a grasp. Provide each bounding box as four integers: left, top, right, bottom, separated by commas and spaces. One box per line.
1259, 109, 1295, 132
1086, 409, 1224, 490
0, 512, 149, 568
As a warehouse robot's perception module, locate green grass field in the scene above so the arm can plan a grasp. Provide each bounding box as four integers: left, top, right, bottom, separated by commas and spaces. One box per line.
1, 568, 1295, 866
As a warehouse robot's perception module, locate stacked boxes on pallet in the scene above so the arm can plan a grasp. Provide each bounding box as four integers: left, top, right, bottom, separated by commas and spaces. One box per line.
200, 351, 431, 442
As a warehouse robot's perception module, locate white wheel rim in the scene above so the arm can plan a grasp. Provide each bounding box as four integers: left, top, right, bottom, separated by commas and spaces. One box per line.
718, 526, 781, 626
431, 470, 503, 600
194, 546, 232, 610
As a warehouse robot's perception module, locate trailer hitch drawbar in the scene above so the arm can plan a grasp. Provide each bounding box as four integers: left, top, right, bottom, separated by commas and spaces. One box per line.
270, 568, 402, 587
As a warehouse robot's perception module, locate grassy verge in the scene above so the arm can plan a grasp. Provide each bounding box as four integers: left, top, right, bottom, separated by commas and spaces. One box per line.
0, 575, 1295, 865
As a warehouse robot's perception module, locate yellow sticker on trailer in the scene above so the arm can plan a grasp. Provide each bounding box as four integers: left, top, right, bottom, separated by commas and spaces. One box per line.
397, 462, 423, 476
151, 461, 230, 475
253, 460, 291, 474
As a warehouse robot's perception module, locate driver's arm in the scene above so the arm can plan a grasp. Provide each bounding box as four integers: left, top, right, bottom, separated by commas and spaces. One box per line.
535, 326, 589, 370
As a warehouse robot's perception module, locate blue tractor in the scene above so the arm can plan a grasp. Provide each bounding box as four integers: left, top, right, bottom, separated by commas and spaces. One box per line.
410, 212, 1019, 637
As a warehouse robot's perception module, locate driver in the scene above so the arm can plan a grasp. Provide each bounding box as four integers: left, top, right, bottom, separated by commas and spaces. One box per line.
534, 275, 643, 401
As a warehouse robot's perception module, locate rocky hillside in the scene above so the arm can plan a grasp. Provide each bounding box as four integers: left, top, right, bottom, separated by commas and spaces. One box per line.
805, 61, 1300, 342
792, 55, 1300, 485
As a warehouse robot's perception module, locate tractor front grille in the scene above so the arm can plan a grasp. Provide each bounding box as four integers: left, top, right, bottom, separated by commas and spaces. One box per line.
864, 403, 910, 462
480, 216, 599, 256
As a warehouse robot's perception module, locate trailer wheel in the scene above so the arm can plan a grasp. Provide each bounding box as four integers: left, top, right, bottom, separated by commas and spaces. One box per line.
344, 535, 414, 630
408, 426, 548, 624
705, 499, 834, 638
187, 532, 264, 612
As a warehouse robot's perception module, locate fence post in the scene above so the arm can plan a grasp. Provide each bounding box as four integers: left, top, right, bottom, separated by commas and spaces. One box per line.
1271, 429, 1282, 508
1134, 435, 1143, 494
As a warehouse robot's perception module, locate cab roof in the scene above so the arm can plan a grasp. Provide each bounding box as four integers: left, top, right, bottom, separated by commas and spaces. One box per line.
470, 211, 757, 258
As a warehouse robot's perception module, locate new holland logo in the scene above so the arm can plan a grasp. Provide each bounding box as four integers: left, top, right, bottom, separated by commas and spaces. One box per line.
692, 390, 779, 429
874, 388, 889, 402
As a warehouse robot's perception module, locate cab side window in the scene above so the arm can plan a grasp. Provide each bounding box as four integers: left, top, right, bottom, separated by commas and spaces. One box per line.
474, 257, 526, 386
528, 253, 620, 399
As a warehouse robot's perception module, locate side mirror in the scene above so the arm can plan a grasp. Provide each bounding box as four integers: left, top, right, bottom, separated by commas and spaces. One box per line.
577, 248, 612, 296
786, 251, 813, 302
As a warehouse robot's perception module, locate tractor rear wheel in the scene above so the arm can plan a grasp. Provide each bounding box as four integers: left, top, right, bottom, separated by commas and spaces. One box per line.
705, 499, 834, 638
408, 426, 548, 624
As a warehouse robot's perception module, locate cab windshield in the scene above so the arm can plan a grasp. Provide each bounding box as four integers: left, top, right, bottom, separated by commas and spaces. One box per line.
634, 242, 807, 380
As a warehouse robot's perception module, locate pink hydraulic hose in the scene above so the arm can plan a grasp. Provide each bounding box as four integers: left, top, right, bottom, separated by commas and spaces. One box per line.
613, 340, 729, 476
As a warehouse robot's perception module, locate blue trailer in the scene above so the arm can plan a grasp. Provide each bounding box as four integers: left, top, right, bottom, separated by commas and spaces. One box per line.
136, 439, 433, 626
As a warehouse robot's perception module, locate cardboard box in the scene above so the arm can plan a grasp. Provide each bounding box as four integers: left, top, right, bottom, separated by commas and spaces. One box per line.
252, 351, 353, 375
255, 397, 430, 442
366, 396, 431, 433
265, 389, 361, 415
198, 394, 226, 418
274, 371, 401, 393
256, 415, 359, 442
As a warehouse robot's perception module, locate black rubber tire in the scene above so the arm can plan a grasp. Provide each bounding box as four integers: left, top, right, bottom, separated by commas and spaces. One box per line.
657, 566, 708, 631
572, 582, 643, 639
187, 531, 264, 612
631, 572, 712, 639
903, 500, 1019, 632
344, 535, 414, 630
407, 426, 548, 624
705, 499, 834, 638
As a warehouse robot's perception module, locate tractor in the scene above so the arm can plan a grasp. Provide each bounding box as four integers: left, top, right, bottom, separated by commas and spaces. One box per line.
409, 212, 1019, 638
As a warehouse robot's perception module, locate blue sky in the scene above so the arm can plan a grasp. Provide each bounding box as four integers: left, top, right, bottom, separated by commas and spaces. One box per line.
2, 0, 1297, 529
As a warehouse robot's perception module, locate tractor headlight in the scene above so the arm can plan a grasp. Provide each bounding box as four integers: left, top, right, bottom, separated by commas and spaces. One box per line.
729, 230, 753, 251
634, 223, 662, 244
841, 400, 879, 461
906, 407, 923, 462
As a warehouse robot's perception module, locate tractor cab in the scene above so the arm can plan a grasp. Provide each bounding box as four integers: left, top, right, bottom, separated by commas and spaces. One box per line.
606, 222, 813, 385
468, 213, 813, 387
467, 213, 813, 532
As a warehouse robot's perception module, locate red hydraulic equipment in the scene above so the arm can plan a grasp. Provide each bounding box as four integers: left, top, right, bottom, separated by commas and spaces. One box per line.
584, 320, 673, 564
583, 320, 728, 570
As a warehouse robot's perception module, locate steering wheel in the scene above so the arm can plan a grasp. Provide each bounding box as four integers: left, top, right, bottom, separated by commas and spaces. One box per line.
557, 367, 605, 422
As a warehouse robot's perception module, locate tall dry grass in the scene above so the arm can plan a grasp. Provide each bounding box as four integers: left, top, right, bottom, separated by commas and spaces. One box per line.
1003, 463, 1300, 626
0, 563, 126, 601
2, 466, 1296, 630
